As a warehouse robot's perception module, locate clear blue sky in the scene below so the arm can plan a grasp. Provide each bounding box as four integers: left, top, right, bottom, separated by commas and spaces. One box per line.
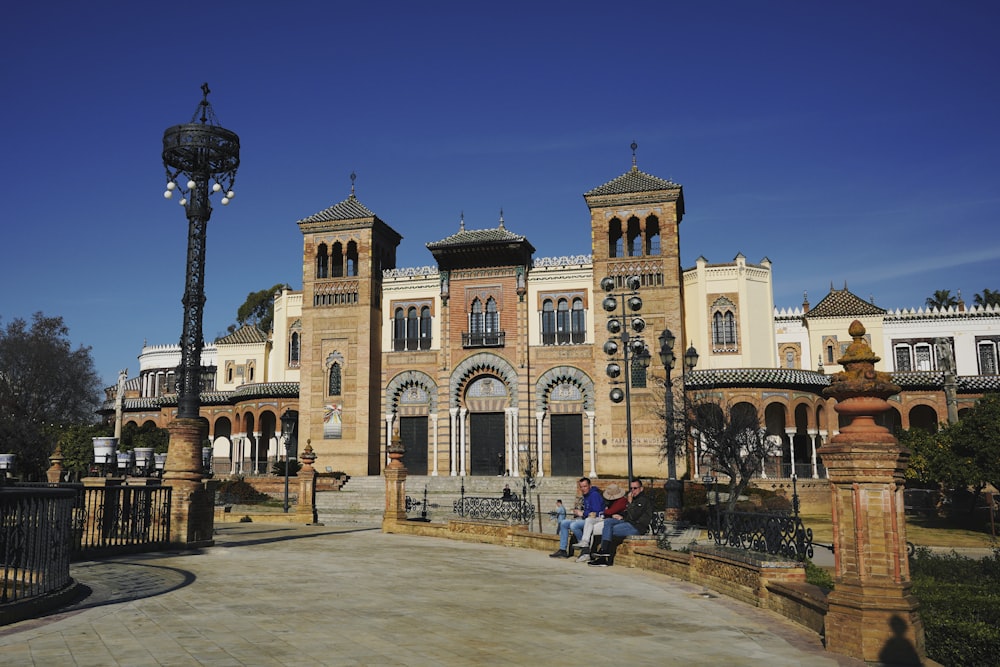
2, 1, 998, 389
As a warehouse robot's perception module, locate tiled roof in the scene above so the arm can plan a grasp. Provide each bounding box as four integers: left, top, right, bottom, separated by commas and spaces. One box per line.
685, 368, 831, 389
297, 194, 377, 224
231, 382, 300, 399
215, 325, 267, 345
805, 288, 886, 318
426, 225, 530, 250
584, 167, 681, 197
957, 375, 1000, 392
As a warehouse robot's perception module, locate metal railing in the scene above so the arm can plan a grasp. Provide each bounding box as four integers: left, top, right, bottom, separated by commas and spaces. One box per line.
0, 487, 76, 603
453, 482, 536, 523
74, 485, 172, 556
707, 509, 814, 561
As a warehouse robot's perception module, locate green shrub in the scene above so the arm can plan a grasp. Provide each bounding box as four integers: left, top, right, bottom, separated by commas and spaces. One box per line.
910, 548, 1000, 665
804, 560, 834, 591
216, 477, 271, 505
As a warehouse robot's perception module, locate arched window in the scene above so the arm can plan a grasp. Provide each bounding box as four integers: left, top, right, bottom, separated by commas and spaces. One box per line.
485, 297, 499, 334
289, 331, 300, 367
393, 308, 406, 351
316, 244, 329, 279
419, 306, 432, 349
627, 216, 642, 256
541, 299, 555, 345
556, 298, 570, 343
571, 297, 586, 343
328, 362, 342, 396
785, 349, 795, 369
608, 218, 623, 258
645, 216, 661, 255
347, 241, 359, 277
331, 242, 344, 278
407, 307, 418, 350
470, 299, 484, 335
710, 297, 738, 350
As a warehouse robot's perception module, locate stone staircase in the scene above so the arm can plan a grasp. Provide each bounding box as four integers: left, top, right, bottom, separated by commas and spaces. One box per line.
316, 475, 583, 529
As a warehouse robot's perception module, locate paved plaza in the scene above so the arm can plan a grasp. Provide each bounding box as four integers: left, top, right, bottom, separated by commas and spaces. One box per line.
0, 522, 866, 666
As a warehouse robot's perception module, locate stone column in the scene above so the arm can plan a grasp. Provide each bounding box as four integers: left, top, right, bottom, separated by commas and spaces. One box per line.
297, 442, 319, 524
383, 431, 407, 530
164, 417, 217, 547
449, 408, 458, 476
808, 429, 820, 478
430, 413, 439, 476
535, 411, 545, 478
458, 407, 468, 477
819, 321, 924, 664
586, 411, 597, 478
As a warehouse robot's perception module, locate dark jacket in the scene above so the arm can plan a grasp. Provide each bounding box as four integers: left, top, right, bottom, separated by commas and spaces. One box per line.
623, 490, 653, 534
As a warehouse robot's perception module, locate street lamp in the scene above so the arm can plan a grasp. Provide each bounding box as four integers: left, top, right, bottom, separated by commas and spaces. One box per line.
280, 409, 298, 513
162, 83, 240, 420
602, 275, 649, 482
659, 328, 698, 520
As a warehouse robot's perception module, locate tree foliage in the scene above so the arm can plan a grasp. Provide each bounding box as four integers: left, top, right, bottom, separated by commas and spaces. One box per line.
973, 288, 1000, 308
903, 393, 1000, 507
120, 421, 170, 453
56, 422, 112, 480
683, 396, 779, 513
228, 283, 287, 335
0, 313, 103, 479
925, 289, 959, 310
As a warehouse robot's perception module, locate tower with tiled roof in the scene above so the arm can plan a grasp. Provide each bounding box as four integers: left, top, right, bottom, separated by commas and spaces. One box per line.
806, 285, 888, 372
583, 145, 687, 472
296, 180, 402, 474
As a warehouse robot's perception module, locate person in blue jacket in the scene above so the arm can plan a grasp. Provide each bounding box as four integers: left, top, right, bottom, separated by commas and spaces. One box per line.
550, 477, 603, 558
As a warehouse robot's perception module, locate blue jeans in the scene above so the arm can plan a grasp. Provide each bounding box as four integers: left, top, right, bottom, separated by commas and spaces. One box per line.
558, 518, 587, 550
600, 517, 640, 545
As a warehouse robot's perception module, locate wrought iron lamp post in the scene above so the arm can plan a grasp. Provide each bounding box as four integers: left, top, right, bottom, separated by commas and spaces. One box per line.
162, 83, 240, 420
161, 84, 239, 545
602, 276, 650, 482
658, 328, 698, 520
280, 409, 298, 513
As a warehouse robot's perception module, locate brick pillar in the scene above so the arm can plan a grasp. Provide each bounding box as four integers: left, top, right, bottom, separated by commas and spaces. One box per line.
297, 442, 319, 524
383, 432, 407, 530
47, 444, 65, 484
819, 320, 924, 664
164, 417, 217, 547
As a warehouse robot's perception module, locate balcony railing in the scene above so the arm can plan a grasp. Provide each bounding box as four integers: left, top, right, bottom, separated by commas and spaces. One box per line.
462, 331, 505, 348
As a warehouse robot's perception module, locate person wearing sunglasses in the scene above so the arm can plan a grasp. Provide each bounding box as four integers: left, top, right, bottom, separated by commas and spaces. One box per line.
589, 478, 652, 567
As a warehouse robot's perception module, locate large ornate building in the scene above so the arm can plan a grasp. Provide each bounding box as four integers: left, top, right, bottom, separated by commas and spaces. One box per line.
106, 158, 1000, 480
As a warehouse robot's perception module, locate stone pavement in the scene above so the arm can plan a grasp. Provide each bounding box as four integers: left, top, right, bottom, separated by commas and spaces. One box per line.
0, 522, 867, 667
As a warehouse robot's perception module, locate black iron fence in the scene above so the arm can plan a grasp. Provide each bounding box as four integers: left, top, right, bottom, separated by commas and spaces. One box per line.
74, 485, 172, 556
0, 487, 76, 603
453, 483, 536, 523
707, 508, 814, 561
12, 482, 172, 558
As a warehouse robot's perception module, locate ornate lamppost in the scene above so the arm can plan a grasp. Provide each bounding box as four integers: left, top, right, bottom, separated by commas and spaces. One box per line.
601, 276, 650, 482
658, 328, 698, 520
280, 409, 298, 513
160, 83, 239, 545
162, 83, 240, 420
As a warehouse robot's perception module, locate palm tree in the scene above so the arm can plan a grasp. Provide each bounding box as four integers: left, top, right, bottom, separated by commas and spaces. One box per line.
973, 288, 1000, 308
925, 289, 958, 310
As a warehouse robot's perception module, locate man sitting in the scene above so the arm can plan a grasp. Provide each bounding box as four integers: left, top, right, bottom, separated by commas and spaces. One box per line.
588, 478, 653, 567
550, 477, 603, 559
576, 482, 627, 562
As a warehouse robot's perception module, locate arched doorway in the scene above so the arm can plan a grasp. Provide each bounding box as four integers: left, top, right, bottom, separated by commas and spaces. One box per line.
466, 376, 507, 476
